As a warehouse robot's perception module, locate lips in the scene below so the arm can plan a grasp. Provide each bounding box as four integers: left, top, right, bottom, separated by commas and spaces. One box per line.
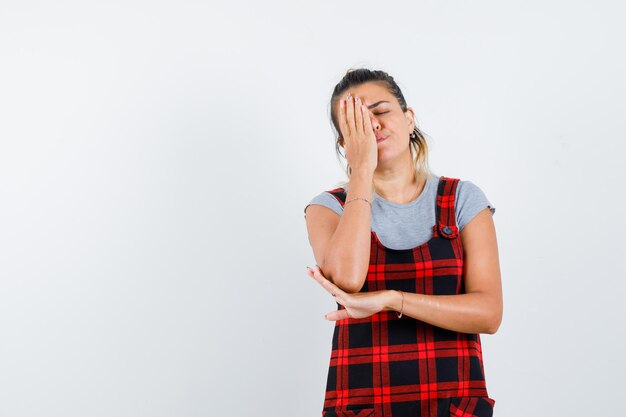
376, 135, 387, 142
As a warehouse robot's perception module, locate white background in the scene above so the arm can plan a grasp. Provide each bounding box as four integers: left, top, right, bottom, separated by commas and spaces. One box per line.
1, 1, 625, 416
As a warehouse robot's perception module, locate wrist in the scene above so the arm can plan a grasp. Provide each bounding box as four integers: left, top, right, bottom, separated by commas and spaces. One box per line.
349, 169, 374, 183
384, 290, 403, 312
347, 174, 374, 201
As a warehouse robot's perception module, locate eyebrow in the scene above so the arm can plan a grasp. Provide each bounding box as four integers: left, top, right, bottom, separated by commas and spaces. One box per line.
367, 100, 390, 110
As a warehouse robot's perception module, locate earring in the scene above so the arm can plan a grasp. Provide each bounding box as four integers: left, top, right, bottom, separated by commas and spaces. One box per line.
409, 131, 417, 140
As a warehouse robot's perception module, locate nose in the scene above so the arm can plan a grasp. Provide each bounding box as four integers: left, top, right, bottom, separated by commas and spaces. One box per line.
369, 115, 381, 131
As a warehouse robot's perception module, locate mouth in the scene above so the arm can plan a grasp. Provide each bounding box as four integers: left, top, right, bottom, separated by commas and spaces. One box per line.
376, 136, 387, 143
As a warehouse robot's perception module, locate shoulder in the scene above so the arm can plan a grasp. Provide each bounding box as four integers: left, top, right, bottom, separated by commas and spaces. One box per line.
303, 187, 346, 218
453, 179, 496, 231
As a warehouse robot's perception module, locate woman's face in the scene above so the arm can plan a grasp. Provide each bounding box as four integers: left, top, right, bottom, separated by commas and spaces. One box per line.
336, 82, 415, 166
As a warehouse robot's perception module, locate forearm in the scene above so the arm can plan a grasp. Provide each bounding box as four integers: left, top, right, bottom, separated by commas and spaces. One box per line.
383, 290, 501, 334
321, 171, 374, 293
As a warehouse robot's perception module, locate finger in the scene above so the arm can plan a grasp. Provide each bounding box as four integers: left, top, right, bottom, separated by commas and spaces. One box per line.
306, 265, 328, 287
345, 93, 355, 137
361, 103, 374, 136
310, 267, 344, 297
315, 268, 343, 293
314, 269, 340, 296
354, 96, 364, 137
325, 309, 351, 321
337, 96, 350, 146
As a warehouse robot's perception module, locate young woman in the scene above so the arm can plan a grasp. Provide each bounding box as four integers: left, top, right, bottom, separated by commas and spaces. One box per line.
304, 68, 502, 417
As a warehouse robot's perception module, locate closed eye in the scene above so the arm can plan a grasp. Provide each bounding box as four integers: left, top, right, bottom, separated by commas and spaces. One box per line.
373, 111, 389, 115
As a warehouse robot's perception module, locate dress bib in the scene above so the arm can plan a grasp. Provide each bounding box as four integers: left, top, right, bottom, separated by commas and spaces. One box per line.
321, 176, 495, 417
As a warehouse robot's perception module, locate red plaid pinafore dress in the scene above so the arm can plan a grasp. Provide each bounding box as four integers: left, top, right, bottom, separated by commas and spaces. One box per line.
321, 176, 495, 417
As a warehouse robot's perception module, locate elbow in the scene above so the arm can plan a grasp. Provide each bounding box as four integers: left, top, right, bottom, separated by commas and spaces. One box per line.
485, 309, 503, 335
485, 322, 499, 335
341, 279, 365, 294
319, 261, 366, 294
476, 291, 502, 335
332, 270, 366, 294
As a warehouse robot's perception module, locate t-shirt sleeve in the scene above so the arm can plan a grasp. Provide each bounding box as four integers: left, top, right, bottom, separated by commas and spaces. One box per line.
455, 180, 496, 231
304, 192, 343, 218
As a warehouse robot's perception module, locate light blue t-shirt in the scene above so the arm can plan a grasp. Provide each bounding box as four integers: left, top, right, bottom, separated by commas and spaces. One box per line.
304, 174, 495, 250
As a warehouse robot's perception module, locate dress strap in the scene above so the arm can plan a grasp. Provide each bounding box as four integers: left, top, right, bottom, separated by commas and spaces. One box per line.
325, 187, 347, 207
435, 176, 461, 239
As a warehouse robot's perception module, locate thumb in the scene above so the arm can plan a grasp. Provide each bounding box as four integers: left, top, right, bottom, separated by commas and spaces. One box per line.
325, 309, 351, 321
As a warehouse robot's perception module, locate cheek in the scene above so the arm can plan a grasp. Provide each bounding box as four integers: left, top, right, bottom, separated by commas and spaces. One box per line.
385, 118, 406, 133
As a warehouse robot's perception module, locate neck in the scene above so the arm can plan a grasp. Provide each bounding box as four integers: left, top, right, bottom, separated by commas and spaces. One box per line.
372, 156, 425, 204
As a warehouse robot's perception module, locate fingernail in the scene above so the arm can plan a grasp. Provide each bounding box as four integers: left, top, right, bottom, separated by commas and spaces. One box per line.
324, 314, 328, 320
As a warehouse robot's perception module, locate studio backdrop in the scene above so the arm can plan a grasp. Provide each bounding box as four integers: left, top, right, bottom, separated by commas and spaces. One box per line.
0, 1, 624, 416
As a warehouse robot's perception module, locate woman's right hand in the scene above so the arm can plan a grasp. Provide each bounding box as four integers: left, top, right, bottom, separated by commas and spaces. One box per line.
338, 93, 378, 176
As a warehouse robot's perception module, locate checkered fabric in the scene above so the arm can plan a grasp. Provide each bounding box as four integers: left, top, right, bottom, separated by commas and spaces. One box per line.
321, 176, 495, 417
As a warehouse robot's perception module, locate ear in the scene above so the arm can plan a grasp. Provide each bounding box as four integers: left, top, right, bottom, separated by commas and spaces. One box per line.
405, 107, 416, 132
